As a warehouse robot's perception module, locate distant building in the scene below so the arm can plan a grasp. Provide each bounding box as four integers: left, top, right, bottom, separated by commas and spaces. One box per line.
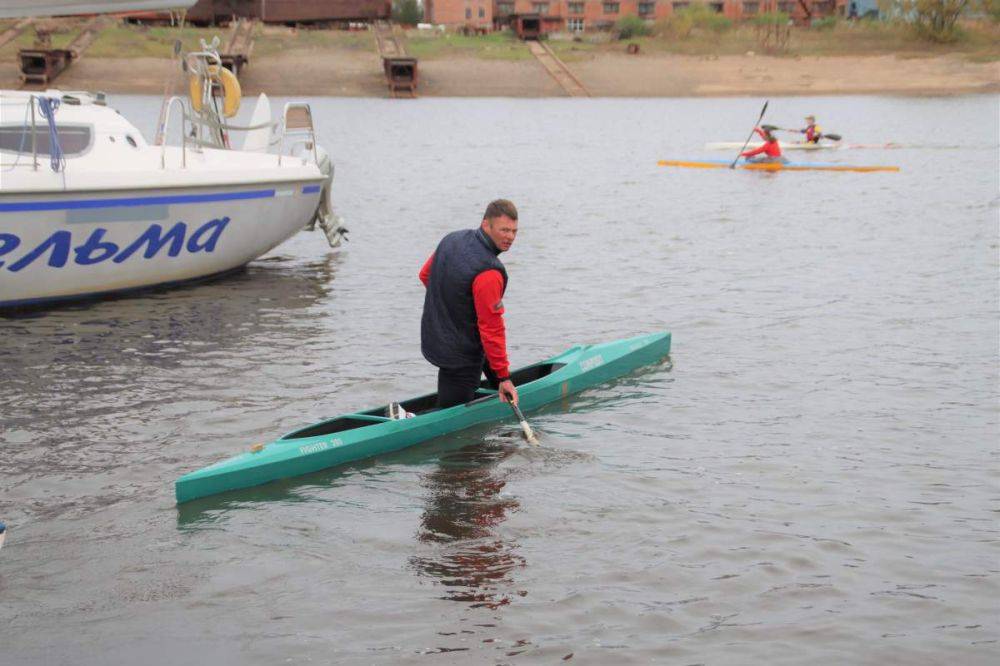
424, 0, 494, 30
426, 0, 847, 33
184, 0, 392, 25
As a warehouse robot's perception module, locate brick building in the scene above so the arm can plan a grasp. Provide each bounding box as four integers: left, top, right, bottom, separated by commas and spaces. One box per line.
424, 0, 494, 30
425, 0, 846, 32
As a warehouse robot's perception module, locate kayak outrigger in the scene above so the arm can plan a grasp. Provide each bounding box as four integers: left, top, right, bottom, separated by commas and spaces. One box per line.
658, 159, 900, 173
175, 331, 672, 503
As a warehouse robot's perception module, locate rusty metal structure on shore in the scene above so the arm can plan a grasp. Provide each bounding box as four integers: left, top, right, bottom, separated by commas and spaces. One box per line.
510, 13, 541, 41
374, 20, 417, 98
219, 17, 255, 76
18, 15, 111, 85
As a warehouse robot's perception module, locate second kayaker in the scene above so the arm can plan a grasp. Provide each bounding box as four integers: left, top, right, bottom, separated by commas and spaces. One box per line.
799, 115, 823, 144
419, 199, 520, 408
741, 125, 785, 163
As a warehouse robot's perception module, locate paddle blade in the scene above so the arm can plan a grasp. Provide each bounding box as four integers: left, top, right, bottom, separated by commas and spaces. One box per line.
511, 403, 540, 446
824, 133, 842, 141
521, 421, 540, 446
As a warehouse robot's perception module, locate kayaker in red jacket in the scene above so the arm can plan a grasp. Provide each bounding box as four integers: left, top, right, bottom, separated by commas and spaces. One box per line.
741, 125, 784, 162
419, 199, 520, 408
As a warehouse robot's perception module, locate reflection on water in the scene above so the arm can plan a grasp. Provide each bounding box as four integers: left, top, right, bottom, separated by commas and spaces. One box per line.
1, 250, 343, 522
410, 439, 525, 610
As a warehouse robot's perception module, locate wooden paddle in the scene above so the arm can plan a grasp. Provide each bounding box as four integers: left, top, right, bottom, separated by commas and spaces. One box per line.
509, 402, 540, 446
731, 100, 769, 169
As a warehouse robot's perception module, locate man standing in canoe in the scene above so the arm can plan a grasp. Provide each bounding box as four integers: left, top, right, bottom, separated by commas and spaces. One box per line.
741, 125, 785, 163
419, 199, 520, 409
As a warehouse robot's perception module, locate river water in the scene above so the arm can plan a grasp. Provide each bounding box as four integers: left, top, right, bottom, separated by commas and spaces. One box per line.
1, 95, 998, 664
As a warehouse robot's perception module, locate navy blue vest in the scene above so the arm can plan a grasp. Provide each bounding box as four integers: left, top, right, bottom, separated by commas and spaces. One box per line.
421, 228, 508, 369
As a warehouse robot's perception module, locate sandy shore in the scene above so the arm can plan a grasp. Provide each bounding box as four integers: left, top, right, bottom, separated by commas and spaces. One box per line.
2, 51, 996, 97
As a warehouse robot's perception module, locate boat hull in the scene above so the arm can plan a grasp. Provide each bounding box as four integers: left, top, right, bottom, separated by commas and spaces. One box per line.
0, 181, 323, 308
175, 331, 672, 503
658, 159, 900, 173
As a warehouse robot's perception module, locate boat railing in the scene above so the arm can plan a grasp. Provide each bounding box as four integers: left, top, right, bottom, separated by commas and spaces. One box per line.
155, 68, 318, 168
158, 95, 187, 169
27, 94, 39, 171
277, 102, 319, 167
157, 94, 285, 167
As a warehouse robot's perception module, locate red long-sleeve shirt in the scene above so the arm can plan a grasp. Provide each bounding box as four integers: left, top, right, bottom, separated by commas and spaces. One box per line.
419, 253, 510, 380
741, 128, 782, 158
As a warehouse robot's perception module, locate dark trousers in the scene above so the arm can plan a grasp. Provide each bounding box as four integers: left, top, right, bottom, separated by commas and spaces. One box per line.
437, 361, 500, 408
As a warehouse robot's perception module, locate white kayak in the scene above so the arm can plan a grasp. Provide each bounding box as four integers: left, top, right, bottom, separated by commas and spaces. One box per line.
705, 141, 902, 151
705, 141, 841, 151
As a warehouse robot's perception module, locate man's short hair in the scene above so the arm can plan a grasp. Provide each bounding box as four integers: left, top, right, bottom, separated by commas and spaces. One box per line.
483, 199, 518, 222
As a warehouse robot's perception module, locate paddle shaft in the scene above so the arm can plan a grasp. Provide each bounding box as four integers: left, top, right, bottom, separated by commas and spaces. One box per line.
509, 402, 540, 446
731, 100, 769, 169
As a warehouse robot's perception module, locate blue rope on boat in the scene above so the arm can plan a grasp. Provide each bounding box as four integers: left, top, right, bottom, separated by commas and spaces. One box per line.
37, 96, 64, 173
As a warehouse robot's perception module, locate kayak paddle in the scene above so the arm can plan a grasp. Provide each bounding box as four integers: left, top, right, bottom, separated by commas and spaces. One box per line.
509, 402, 540, 446
775, 127, 842, 142
731, 100, 769, 169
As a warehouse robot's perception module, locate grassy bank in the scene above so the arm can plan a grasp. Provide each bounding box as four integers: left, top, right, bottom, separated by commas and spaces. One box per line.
406, 32, 533, 61
548, 19, 1000, 61
0, 17, 996, 62
0, 22, 373, 59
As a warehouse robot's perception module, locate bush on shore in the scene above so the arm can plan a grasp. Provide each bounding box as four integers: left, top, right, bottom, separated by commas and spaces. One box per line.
811, 15, 838, 30
392, 0, 422, 27
749, 11, 791, 27
657, 4, 733, 39
616, 14, 652, 39
879, 0, 970, 42
988, 0, 1000, 21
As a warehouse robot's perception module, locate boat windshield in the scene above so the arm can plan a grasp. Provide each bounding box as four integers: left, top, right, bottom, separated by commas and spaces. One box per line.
0, 124, 92, 156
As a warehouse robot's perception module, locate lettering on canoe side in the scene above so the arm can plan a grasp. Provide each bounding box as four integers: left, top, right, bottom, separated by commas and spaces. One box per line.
299, 437, 342, 455
578, 354, 605, 372
299, 441, 328, 455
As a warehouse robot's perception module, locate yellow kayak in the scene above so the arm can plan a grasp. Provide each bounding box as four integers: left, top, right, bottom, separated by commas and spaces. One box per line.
658, 159, 900, 173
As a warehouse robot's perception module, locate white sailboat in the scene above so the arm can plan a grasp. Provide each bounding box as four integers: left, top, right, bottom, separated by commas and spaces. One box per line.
0, 3, 345, 309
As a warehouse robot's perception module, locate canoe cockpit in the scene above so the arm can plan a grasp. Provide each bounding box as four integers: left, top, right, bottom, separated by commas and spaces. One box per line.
280, 362, 565, 441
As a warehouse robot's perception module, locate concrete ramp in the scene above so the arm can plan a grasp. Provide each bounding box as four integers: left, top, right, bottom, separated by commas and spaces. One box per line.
528, 40, 588, 97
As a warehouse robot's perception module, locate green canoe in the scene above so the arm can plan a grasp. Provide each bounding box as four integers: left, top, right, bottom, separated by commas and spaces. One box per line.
175, 331, 672, 503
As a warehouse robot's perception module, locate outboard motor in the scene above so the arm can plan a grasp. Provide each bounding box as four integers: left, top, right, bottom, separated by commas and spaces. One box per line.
302, 144, 348, 248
